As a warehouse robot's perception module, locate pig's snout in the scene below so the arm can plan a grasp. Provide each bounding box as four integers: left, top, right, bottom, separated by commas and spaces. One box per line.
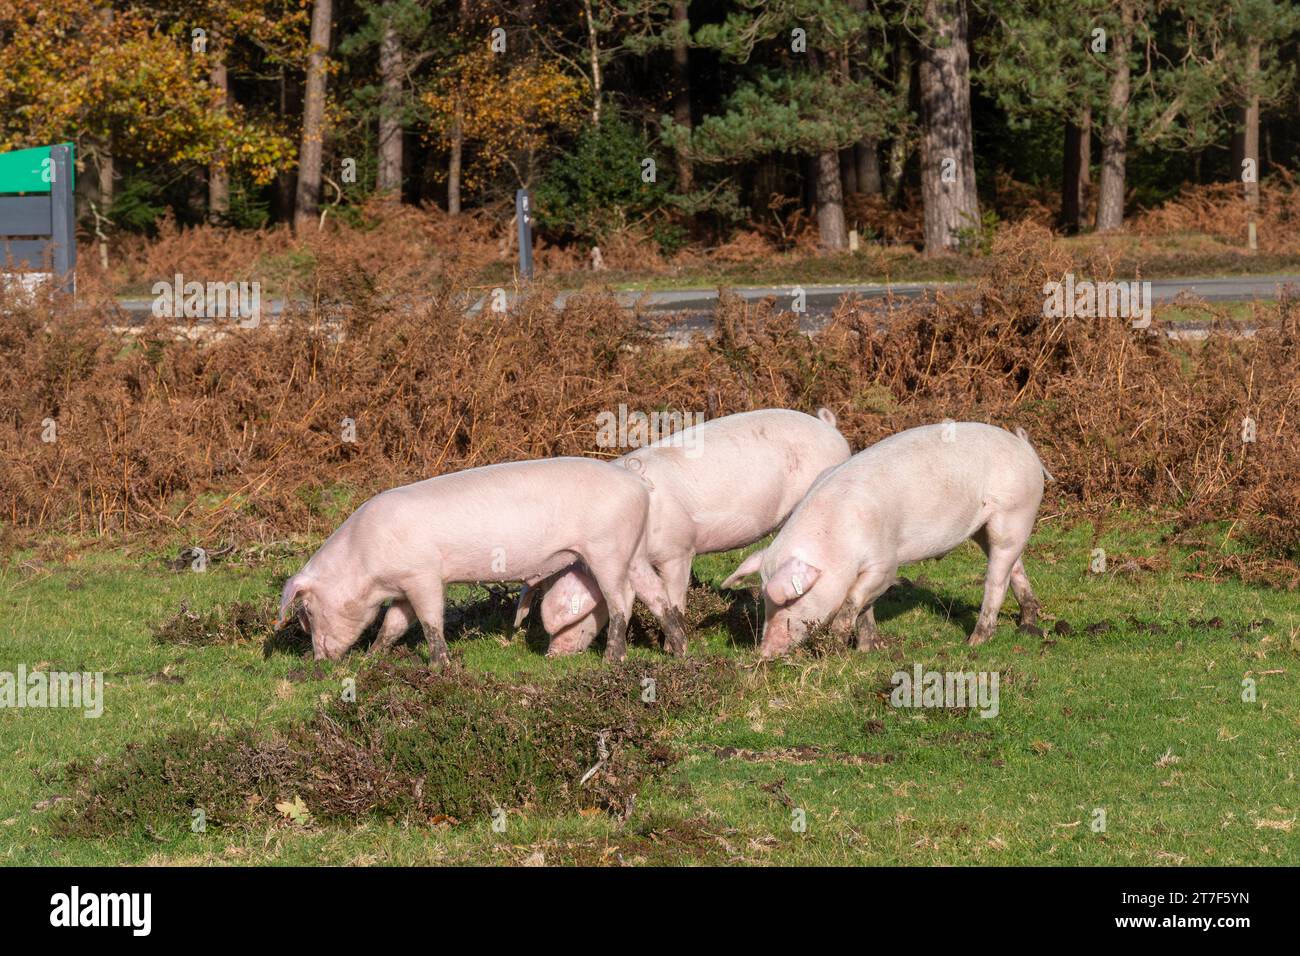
546, 622, 596, 657
758, 615, 796, 658
311, 632, 347, 662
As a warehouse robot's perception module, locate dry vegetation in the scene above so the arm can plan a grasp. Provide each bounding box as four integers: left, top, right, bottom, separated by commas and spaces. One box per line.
55, 654, 736, 834
3, 218, 1297, 583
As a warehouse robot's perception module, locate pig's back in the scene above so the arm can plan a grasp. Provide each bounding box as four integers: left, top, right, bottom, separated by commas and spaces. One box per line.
633, 409, 850, 553
333, 457, 647, 573
801, 422, 1043, 562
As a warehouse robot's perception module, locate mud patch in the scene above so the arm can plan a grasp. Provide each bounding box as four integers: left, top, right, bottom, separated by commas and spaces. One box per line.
54, 655, 736, 838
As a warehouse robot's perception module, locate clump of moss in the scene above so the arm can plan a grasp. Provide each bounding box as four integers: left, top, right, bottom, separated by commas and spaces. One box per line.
55, 655, 736, 838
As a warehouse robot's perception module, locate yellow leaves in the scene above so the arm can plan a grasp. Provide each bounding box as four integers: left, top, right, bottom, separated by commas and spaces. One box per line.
422, 48, 585, 188
275, 795, 312, 826
0, 0, 298, 181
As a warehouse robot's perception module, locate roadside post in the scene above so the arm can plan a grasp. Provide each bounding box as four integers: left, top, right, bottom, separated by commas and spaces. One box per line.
0, 143, 76, 295
516, 188, 534, 281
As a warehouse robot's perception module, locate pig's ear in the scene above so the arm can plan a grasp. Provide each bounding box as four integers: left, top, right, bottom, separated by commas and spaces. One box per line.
720, 550, 765, 589
277, 574, 311, 628
513, 582, 536, 627
765, 558, 821, 606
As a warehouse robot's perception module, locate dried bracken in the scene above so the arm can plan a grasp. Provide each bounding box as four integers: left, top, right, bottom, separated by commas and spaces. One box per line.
2, 221, 1296, 580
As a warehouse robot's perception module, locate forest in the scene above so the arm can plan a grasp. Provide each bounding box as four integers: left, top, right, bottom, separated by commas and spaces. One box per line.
2, 0, 1296, 261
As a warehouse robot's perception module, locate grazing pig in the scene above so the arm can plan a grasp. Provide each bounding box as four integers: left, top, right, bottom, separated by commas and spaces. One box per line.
277, 458, 686, 662
721, 422, 1051, 657
517, 408, 851, 657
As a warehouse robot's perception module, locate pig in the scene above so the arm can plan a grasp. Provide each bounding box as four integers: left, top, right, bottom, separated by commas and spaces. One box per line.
516, 408, 851, 657
277, 457, 687, 662
721, 422, 1052, 657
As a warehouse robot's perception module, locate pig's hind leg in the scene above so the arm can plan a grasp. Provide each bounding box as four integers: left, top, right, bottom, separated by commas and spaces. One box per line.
968, 518, 1034, 647
1007, 557, 1041, 628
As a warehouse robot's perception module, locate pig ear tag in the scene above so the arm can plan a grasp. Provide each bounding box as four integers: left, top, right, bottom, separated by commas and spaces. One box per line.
624, 457, 654, 490
791, 574, 805, 596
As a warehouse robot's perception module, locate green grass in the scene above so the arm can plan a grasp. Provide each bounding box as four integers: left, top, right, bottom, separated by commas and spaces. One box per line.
2, 515, 1297, 866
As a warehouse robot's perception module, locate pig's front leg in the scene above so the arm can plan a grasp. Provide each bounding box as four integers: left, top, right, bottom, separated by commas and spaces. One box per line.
655, 554, 694, 655
830, 567, 894, 650
854, 606, 884, 651
369, 599, 416, 655
629, 555, 689, 656
405, 581, 450, 665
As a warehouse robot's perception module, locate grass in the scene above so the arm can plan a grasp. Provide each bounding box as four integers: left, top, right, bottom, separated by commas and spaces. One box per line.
2, 515, 1297, 866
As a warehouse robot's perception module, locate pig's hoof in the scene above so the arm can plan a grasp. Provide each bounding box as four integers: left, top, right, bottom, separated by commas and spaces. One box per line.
966, 629, 993, 647
856, 633, 886, 651
664, 635, 688, 657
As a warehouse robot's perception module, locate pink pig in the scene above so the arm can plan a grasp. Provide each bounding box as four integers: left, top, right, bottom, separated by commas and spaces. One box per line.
517, 408, 851, 656
278, 458, 686, 662
722, 422, 1052, 657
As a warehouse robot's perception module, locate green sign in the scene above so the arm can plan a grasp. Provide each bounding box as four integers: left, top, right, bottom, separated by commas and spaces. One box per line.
0, 143, 75, 194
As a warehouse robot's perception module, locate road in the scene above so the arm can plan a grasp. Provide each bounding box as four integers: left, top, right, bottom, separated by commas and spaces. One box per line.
110, 273, 1300, 334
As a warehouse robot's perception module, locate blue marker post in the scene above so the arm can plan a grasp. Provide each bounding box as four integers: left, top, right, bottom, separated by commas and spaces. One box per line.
515, 188, 534, 281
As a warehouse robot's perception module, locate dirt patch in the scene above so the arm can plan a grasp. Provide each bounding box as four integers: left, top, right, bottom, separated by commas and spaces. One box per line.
152, 599, 280, 647
630, 582, 761, 649
497, 815, 742, 866
54, 655, 737, 838
702, 744, 894, 766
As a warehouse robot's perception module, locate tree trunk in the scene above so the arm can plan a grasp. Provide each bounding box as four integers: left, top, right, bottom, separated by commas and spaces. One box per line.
1079, 103, 1091, 187
208, 34, 230, 223
1230, 106, 1246, 177
1243, 40, 1260, 210
95, 139, 114, 269
815, 150, 848, 250
582, 0, 603, 126
670, 2, 693, 191
918, 0, 979, 254
1061, 117, 1083, 234
856, 138, 882, 195
376, 11, 404, 198
294, 0, 333, 232
447, 120, 463, 215
1095, 2, 1132, 233
276, 67, 302, 223
886, 43, 913, 205
840, 148, 858, 196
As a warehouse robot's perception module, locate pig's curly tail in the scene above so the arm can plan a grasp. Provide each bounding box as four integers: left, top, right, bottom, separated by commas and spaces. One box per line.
1015, 427, 1056, 483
